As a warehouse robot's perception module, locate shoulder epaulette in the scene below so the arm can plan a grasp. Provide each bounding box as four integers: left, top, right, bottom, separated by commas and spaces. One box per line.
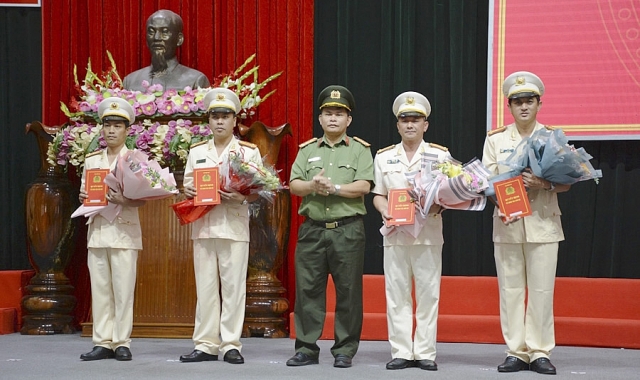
85, 150, 103, 158
377, 144, 395, 154
544, 125, 556, 131
239, 140, 257, 149
190, 140, 208, 149
353, 136, 371, 147
298, 137, 318, 148
429, 143, 449, 152
487, 126, 507, 136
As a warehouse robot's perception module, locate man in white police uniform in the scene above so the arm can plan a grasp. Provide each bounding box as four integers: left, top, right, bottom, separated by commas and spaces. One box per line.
79, 97, 144, 361
372, 91, 451, 371
179, 88, 261, 365
482, 71, 570, 375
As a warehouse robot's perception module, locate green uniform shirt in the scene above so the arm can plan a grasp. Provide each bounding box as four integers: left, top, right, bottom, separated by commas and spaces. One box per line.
290, 134, 374, 221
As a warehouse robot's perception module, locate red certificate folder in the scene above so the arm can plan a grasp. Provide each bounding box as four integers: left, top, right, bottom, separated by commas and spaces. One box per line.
194, 167, 221, 206
386, 188, 415, 226
493, 175, 532, 218
84, 169, 110, 206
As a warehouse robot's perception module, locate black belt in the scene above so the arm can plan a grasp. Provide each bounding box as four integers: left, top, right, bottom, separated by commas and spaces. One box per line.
306, 215, 362, 229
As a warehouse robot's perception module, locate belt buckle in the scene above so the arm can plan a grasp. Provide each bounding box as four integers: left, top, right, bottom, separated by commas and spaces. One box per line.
325, 221, 338, 229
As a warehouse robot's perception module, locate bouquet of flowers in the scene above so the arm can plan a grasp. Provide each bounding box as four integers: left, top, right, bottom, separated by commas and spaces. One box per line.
381, 154, 490, 239
71, 149, 178, 221
220, 151, 283, 203
485, 127, 603, 196
408, 153, 490, 215
170, 151, 283, 225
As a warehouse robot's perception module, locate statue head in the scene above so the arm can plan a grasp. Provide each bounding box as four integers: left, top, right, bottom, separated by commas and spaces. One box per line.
146, 10, 184, 74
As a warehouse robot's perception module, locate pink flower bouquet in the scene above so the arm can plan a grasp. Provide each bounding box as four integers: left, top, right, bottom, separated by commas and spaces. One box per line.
71, 149, 178, 221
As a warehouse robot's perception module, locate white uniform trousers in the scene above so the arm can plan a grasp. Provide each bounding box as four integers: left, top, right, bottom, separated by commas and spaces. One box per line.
88, 247, 138, 349
494, 242, 558, 362
192, 238, 249, 356
384, 244, 442, 360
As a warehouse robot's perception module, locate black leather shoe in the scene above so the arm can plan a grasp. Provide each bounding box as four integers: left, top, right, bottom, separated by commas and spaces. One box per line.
386, 358, 415, 370
498, 356, 530, 372
286, 352, 319, 366
223, 349, 244, 364
114, 346, 132, 361
80, 346, 115, 361
179, 349, 218, 362
416, 359, 438, 371
333, 354, 352, 368
530, 357, 556, 375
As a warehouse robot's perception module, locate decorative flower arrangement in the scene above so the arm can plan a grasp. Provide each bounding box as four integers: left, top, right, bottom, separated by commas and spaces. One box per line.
47, 119, 213, 173
50, 52, 281, 172
60, 52, 281, 122
129, 119, 212, 172
210, 54, 282, 120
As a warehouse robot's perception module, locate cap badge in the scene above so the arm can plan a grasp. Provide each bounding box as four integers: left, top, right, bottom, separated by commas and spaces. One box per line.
515, 76, 526, 86
406, 97, 415, 105
330, 90, 341, 99
216, 93, 226, 100
110, 102, 119, 109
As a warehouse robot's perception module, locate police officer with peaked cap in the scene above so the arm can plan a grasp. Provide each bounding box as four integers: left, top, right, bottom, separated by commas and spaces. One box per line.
482, 71, 570, 375
286, 85, 374, 368
80, 96, 144, 362
372, 90, 451, 371
97, 97, 136, 124
179, 87, 261, 365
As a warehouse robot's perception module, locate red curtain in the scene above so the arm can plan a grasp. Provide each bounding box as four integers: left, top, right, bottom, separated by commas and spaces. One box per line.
42, 0, 314, 326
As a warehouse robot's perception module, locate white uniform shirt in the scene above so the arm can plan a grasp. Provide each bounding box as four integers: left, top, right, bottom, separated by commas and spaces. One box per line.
184, 137, 262, 242
81, 147, 143, 250
372, 141, 451, 247
482, 122, 564, 243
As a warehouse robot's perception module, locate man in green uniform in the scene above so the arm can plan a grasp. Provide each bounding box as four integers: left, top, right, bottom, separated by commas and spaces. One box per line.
286, 85, 374, 369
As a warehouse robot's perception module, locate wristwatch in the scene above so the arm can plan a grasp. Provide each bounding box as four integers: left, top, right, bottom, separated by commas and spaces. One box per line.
333, 184, 341, 195
241, 198, 248, 205
546, 182, 556, 191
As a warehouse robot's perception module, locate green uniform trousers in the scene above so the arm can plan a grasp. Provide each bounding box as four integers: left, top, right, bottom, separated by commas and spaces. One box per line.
293, 217, 365, 358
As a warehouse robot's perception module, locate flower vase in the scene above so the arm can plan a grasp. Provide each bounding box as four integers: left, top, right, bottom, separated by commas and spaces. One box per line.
238, 121, 292, 338
22, 121, 78, 334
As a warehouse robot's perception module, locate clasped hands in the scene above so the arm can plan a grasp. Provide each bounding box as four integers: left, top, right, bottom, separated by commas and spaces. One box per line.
311, 168, 336, 196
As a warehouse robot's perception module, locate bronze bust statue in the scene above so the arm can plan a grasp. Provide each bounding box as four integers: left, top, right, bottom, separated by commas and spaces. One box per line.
123, 9, 210, 92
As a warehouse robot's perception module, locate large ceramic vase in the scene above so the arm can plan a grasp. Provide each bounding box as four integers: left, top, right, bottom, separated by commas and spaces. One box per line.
238, 121, 292, 338
21, 121, 77, 334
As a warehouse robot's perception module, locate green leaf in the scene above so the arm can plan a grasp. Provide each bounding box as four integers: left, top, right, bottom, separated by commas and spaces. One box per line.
86, 134, 102, 154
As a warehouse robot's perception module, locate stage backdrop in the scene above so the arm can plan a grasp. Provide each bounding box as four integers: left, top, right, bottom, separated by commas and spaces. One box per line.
488, 0, 640, 139
42, 0, 314, 327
